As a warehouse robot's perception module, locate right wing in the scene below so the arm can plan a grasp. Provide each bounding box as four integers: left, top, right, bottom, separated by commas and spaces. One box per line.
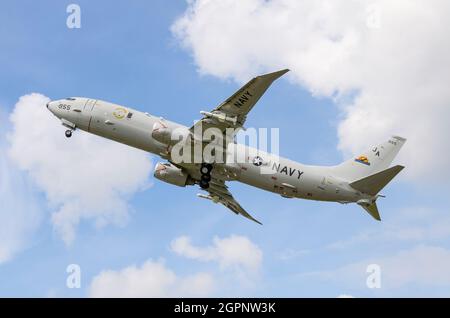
197, 179, 262, 225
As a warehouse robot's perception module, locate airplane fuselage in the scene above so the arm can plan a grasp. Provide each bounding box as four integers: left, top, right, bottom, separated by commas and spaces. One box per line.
47, 97, 370, 205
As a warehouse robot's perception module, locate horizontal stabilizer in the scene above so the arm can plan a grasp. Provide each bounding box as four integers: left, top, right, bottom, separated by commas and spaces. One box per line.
350, 165, 404, 196
360, 202, 381, 221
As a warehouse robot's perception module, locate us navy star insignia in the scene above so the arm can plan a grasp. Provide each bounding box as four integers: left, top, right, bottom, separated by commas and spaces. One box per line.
253, 156, 263, 166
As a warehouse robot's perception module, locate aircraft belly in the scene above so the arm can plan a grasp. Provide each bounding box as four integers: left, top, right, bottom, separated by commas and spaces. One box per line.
76, 100, 362, 204
238, 169, 276, 193
236, 161, 358, 203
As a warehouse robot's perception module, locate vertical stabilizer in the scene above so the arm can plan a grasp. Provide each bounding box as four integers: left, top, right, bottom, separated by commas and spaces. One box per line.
333, 136, 406, 182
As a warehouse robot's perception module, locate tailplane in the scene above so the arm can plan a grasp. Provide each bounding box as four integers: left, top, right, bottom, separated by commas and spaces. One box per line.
333, 136, 406, 182
335, 136, 407, 222
352, 165, 405, 221
350, 165, 404, 196
358, 201, 381, 221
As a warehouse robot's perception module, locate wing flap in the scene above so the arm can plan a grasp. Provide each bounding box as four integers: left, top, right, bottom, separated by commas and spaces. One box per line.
199, 180, 262, 225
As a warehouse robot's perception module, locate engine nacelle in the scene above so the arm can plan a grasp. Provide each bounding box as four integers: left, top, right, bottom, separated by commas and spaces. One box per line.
152, 121, 191, 146
154, 162, 189, 187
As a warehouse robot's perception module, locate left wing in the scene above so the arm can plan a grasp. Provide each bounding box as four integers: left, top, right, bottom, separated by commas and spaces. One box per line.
197, 179, 262, 225
191, 69, 289, 136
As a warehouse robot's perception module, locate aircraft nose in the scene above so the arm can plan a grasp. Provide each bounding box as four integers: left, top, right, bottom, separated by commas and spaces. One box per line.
46, 100, 53, 111
46, 100, 57, 115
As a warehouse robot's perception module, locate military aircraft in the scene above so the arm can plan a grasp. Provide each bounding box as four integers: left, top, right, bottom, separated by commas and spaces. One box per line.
46, 69, 406, 224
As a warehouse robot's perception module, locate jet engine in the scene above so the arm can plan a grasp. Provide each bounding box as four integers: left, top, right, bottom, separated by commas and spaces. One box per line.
154, 162, 189, 187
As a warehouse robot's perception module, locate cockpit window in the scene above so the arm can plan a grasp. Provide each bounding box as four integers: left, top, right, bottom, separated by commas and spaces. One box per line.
65, 97, 76, 101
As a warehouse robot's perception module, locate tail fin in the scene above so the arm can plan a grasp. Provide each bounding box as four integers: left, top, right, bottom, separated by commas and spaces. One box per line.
333, 136, 406, 182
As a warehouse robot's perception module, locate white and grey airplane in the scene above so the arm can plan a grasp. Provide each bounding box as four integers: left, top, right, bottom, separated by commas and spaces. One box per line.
46, 69, 406, 224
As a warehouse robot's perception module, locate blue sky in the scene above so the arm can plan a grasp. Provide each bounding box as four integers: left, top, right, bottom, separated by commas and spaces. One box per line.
1, 1, 450, 297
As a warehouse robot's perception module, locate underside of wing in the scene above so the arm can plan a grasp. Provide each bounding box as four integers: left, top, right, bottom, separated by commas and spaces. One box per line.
191, 69, 289, 135
197, 179, 262, 225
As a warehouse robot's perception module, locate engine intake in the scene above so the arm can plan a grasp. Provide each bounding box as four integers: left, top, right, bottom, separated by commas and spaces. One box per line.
154, 162, 189, 187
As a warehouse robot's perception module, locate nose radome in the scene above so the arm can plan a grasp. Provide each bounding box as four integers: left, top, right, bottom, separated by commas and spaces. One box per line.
46, 100, 57, 115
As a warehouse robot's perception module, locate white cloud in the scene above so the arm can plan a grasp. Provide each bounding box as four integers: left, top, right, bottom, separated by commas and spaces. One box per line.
172, 0, 450, 182
7, 93, 153, 244
89, 259, 215, 297
0, 109, 43, 263
90, 234, 263, 297
170, 234, 263, 273
0, 152, 42, 263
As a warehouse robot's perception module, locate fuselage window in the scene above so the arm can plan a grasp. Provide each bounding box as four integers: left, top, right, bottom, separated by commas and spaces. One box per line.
65, 97, 76, 101
127, 112, 133, 119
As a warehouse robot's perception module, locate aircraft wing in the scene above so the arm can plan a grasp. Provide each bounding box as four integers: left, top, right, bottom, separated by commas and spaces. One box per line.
190, 69, 289, 136
197, 179, 262, 225
187, 69, 288, 224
